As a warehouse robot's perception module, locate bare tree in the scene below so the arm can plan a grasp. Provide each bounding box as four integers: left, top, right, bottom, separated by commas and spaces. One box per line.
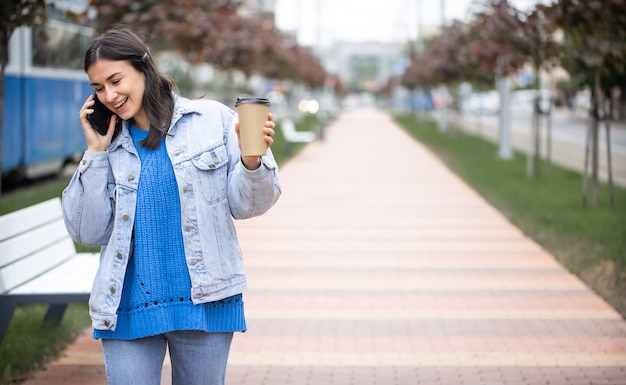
520, 5, 560, 178
547, 0, 626, 206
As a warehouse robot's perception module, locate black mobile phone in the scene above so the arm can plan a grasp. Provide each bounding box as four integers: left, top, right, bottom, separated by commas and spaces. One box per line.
87, 94, 121, 136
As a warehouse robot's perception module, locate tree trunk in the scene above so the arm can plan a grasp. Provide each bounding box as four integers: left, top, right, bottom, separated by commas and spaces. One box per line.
605, 118, 614, 206
591, 113, 599, 206
582, 69, 601, 207
616, 85, 626, 121
437, 84, 449, 133
546, 107, 552, 175
528, 77, 543, 178
497, 55, 512, 160
532, 101, 541, 177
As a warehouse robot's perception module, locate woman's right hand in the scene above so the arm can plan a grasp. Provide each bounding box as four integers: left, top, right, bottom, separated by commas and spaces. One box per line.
79, 94, 117, 153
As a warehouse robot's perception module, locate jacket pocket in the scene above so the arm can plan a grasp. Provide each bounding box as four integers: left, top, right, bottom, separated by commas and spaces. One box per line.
190, 145, 229, 204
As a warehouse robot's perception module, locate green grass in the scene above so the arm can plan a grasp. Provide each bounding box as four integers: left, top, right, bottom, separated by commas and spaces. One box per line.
394, 113, 626, 317
1, 305, 91, 384
272, 114, 320, 165
0, 175, 90, 384
0, 178, 70, 216
0, 115, 321, 384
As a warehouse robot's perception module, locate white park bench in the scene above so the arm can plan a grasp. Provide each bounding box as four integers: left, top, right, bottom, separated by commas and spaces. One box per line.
0, 198, 99, 343
280, 118, 316, 155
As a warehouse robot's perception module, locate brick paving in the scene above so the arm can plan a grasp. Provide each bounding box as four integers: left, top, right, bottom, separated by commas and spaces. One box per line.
21, 109, 626, 384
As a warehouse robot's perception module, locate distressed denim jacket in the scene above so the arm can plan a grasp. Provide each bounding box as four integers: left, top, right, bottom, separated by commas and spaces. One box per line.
62, 95, 281, 331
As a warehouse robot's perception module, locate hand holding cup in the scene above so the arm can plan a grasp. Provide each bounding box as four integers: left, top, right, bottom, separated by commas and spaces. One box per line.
235, 97, 273, 169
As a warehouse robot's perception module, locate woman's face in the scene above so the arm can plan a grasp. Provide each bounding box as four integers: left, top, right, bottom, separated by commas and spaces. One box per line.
87, 59, 148, 129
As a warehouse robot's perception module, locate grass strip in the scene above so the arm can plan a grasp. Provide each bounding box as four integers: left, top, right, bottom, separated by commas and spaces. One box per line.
1, 305, 91, 384
394, 113, 626, 318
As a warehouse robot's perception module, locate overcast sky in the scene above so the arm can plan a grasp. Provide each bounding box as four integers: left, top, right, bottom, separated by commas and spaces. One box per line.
274, 0, 544, 46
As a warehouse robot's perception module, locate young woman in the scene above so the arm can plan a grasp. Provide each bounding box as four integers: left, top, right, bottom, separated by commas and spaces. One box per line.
62, 27, 281, 385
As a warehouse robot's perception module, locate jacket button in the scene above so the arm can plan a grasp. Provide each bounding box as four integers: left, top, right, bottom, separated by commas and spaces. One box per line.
110, 286, 116, 294
104, 320, 110, 327
116, 252, 123, 260
127, 173, 135, 180
122, 214, 129, 221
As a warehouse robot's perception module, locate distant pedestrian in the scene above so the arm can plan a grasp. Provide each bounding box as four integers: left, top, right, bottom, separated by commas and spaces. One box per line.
62, 26, 281, 385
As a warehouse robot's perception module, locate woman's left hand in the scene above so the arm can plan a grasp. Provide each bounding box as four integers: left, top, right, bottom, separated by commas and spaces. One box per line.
235, 113, 275, 170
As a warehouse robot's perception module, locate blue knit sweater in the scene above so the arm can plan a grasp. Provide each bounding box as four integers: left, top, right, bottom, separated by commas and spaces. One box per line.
94, 125, 246, 340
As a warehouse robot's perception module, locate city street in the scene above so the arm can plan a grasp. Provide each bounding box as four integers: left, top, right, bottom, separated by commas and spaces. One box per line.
448, 107, 626, 187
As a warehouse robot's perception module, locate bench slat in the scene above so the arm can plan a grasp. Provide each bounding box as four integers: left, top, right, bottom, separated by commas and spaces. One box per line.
0, 197, 100, 343
10, 253, 99, 295
0, 238, 77, 293
0, 199, 62, 241
281, 119, 316, 143
0, 218, 75, 268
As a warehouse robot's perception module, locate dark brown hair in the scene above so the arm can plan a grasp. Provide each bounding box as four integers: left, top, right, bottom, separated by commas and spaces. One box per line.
84, 26, 175, 149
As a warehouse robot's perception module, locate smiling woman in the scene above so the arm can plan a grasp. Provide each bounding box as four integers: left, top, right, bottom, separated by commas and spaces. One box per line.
63, 26, 282, 385
86, 59, 149, 132
82, 29, 170, 149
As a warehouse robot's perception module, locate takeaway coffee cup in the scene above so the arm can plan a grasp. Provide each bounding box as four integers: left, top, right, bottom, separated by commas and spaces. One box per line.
235, 97, 271, 157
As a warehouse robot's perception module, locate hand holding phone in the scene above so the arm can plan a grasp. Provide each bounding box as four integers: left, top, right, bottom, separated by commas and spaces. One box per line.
87, 94, 121, 136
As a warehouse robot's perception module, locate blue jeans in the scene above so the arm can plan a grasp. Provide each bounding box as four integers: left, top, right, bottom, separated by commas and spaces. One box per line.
101, 331, 234, 385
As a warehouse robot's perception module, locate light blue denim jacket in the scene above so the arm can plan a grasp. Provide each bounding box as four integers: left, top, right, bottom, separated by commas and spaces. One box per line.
62, 95, 281, 331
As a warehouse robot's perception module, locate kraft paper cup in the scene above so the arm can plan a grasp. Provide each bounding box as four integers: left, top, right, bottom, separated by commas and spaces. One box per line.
235, 97, 271, 157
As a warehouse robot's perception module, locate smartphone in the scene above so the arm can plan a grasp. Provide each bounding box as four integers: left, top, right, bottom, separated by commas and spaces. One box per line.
87, 94, 121, 136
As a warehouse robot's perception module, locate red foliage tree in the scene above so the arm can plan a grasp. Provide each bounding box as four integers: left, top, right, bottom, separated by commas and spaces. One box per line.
89, 0, 326, 88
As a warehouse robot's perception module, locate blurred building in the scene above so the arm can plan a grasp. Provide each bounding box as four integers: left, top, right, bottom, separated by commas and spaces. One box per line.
320, 42, 404, 94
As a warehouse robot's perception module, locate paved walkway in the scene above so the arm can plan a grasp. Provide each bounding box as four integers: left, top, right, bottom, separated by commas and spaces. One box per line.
22, 109, 626, 384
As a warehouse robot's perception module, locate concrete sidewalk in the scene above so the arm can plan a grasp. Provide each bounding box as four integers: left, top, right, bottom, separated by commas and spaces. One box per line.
22, 109, 626, 384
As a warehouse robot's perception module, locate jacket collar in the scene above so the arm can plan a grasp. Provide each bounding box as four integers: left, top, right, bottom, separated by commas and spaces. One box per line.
109, 93, 200, 151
